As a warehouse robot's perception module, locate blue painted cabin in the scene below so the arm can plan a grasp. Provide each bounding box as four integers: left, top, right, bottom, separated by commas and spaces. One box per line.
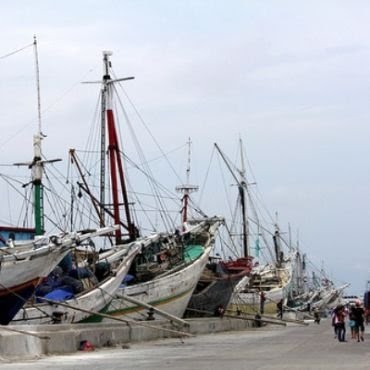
0, 226, 35, 246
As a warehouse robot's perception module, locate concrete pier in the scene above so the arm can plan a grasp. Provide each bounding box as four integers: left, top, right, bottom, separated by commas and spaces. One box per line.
0, 316, 256, 361
1, 319, 369, 368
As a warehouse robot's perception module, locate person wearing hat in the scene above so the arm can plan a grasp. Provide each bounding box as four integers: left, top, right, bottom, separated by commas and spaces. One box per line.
352, 300, 365, 342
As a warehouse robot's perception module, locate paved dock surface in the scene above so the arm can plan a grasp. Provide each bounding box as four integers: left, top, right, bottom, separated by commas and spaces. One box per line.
1, 320, 369, 369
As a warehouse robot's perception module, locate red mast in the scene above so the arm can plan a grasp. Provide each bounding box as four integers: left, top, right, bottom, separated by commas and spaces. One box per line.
102, 51, 136, 243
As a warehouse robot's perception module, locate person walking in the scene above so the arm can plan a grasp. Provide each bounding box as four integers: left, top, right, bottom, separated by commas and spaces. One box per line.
313, 308, 320, 324
277, 299, 283, 320
352, 300, 365, 342
348, 305, 356, 339
334, 305, 346, 342
332, 307, 338, 338
260, 291, 266, 314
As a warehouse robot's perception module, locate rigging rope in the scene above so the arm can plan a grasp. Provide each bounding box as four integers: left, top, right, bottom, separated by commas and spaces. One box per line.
113, 86, 175, 233
0, 43, 33, 60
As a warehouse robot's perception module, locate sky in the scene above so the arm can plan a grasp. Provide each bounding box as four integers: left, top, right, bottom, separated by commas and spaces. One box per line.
1, 0, 370, 295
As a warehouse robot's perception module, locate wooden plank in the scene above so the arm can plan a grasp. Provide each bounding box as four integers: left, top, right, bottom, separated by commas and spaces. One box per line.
119, 294, 188, 327
41, 298, 193, 337
0, 326, 50, 340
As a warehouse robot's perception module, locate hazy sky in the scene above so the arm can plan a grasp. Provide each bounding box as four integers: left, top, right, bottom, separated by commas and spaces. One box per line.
1, 1, 370, 295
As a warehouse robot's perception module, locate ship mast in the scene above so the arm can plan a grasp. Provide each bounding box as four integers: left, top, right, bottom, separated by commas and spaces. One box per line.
101, 51, 136, 243
176, 138, 199, 228
238, 138, 249, 257
79, 52, 136, 243
214, 142, 250, 257
100, 54, 107, 227
14, 36, 61, 236
32, 36, 44, 235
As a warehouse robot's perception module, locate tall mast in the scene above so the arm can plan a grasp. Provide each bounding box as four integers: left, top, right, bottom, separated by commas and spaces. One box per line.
32, 36, 44, 235
100, 56, 108, 227
81, 52, 135, 242
238, 138, 249, 257
14, 36, 61, 235
273, 224, 282, 266
101, 51, 136, 243
214, 142, 249, 257
176, 138, 199, 227
32, 134, 44, 235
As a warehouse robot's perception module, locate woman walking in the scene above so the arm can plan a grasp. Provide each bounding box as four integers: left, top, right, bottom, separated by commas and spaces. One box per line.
333, 305, 346, 342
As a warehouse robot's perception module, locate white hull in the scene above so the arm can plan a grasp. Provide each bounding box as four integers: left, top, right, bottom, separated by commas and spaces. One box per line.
0, 244, 70, 292
238, 284, 287, 304
107, 244, 212, 320
104, 220, 221, 321
0, 226, 120, 292
230, 256, 294, 314
12, 242, 140, 324
234, 285, 288, 314
290, 283, 349, 312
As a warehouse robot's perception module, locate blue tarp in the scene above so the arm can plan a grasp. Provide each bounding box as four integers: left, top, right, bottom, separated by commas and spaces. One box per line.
42, 287, 74, 302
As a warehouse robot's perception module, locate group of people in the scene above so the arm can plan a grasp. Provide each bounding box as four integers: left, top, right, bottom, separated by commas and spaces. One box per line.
332, 300, 365, 343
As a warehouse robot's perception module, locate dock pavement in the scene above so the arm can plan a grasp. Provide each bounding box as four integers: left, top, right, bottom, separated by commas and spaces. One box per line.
0, 319, 369, 369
